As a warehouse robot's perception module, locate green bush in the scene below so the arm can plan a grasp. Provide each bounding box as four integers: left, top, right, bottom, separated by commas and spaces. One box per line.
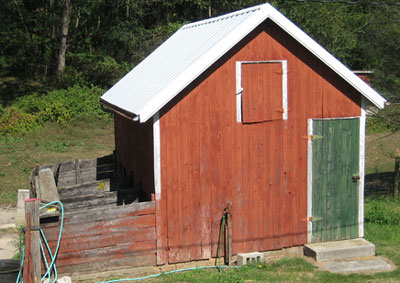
366, 116, 395, 134
0, 106, 41, 135
365, 196, 400, 225
366, 105, 400, 134
0, 84, 111, 135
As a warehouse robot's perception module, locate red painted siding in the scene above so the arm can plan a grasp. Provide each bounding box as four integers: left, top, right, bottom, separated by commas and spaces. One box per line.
158, 20, 361, 264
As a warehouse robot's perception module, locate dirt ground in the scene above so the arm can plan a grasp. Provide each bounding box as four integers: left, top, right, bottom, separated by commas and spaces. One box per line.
0, 206, 19, 260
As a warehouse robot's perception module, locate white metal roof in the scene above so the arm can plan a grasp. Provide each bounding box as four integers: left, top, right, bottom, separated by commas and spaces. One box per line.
101, 3, 386, 123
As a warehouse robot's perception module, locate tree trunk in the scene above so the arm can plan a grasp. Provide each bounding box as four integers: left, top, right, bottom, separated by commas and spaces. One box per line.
57, 0, 71, 75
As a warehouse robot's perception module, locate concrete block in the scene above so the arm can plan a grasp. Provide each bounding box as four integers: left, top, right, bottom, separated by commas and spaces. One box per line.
325, 258, 391, 273
16, 189, 30, 226
237, 252, 264, 266
304, 238, 375, 262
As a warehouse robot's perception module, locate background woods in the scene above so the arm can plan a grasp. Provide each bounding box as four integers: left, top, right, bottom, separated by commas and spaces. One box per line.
0, 0, 399, 133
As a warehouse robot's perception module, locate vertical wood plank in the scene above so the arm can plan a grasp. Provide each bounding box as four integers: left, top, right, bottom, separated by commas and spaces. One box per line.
165, 106, 180, 263
339, 120, 350, 240
262, 121, 272, 250
24, 200, 40, 283
231, 100, 244, 255
274, 120, 283, 250
187, 89, 202, 260
221, 61, 234, 258
241, 123, 251, 252
23, 210, 31, 283
179, 98, 191, 262
253, 122, 263, 252
210, 74, 223, 257
312, 120, 323, 242
199, 80, 212, 259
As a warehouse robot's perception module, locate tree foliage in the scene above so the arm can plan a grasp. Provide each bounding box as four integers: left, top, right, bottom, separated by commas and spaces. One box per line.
0, 0, 399, 110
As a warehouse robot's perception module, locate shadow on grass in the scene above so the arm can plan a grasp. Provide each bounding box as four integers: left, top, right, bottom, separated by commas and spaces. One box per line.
365, 172, 394, 198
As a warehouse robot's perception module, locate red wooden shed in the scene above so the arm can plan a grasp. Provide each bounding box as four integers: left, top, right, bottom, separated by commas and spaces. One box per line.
101, 3, 386, 265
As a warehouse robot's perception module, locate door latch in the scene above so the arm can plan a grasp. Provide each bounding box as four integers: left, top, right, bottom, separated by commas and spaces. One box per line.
308, 216, 322, 222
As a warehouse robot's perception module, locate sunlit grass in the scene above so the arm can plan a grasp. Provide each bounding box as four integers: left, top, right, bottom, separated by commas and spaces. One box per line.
0, 117, 114, 206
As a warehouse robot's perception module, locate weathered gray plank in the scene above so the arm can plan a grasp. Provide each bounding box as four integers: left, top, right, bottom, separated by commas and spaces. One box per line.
79, 159, 96, 169
59, 160, 76, 172
62, 192, 117, 210
46, 227, 156, 253
54, 240, 156, 267
42, 201, 155, 227
58, 180, 111, 198
58, 253, 156, 274
42, 214, 156, 241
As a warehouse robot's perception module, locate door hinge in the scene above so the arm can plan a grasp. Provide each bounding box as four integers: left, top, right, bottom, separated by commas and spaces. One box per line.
352, 174, 360, 182
301, 135, 323, 140
308, 216, 323, 222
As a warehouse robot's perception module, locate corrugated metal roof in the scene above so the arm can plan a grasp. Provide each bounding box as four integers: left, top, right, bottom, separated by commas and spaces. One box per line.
101, 3, 386, 123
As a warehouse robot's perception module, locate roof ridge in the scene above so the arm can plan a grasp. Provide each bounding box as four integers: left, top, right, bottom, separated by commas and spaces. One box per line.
181, 4, 266, 30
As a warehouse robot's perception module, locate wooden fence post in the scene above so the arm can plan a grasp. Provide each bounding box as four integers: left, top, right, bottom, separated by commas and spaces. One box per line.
24, 199, 41, 283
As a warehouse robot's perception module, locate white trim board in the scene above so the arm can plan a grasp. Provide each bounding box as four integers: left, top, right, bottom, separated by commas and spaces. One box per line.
307, 118, 313, 243
153, 113, 162, 200
359, 99, 366, 238
236, 60, 288, 123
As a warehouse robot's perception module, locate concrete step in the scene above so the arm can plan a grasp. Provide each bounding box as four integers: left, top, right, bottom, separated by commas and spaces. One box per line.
324, 258, 392, 273
304, 238, 375, 262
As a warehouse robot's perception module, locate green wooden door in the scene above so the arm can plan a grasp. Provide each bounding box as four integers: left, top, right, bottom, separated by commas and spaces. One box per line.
312, 118, 360, 243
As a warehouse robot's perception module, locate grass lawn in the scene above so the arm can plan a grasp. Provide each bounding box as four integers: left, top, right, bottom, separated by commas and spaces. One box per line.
0, 119, 399, 282
0, 117, 114, 206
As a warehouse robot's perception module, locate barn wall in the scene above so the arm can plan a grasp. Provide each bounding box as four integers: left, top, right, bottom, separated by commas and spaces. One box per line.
114, 114, 154, 196
157, 20, 361, 264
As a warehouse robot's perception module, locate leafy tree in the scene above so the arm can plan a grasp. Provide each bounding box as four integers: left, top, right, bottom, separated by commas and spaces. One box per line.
0, 0, 398, 116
